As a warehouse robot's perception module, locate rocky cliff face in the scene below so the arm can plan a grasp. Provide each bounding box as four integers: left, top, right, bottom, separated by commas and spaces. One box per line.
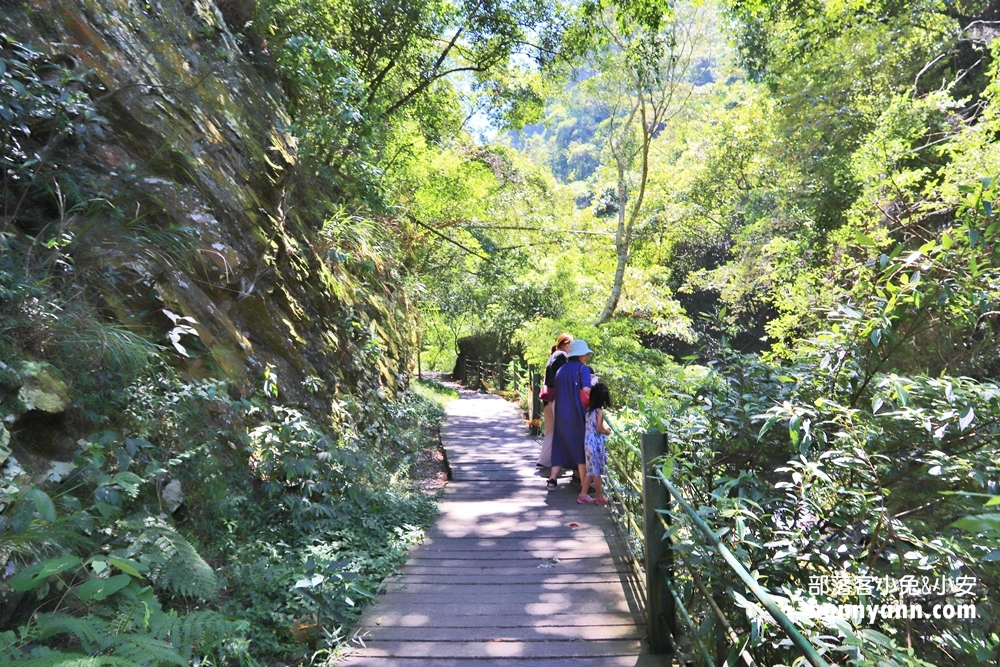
1, 0, 411, 457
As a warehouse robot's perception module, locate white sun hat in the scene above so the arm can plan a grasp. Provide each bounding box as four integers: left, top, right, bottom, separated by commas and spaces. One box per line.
567, 340, 594, 357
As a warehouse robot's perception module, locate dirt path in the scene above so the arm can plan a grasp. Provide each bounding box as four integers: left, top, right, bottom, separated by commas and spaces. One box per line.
339, 385, 669, 666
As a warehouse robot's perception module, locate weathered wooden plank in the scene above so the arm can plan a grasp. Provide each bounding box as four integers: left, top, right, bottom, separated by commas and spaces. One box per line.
339, 658, 670, 667
339, 657, 671, 667
355, 612, 641, 628
418, 535, 607, 545
359, 595, 636, 616
388, 550, 612, 560
386, 573, 628, 584
344, 639, 647, 658
400, 556, 620, 568
356, 624, 645, 642
396, 563, 629, 575
378, 581, 635, 597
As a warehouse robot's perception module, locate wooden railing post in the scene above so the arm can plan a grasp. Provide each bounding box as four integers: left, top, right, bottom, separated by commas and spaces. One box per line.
529, 371, 542, 435
642, 431, 674, 655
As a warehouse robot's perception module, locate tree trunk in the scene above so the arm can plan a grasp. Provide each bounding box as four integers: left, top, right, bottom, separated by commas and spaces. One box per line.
595, 167, 630, 325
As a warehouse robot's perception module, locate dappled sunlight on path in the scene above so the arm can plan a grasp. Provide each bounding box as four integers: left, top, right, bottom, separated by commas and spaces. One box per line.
338, 384, 669, 666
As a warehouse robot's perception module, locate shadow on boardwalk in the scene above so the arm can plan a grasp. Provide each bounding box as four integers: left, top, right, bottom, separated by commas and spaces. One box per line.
339, 386, 669, 666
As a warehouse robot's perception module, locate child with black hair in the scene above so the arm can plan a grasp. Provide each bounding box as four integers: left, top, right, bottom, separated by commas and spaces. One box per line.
579, 382, 612, 506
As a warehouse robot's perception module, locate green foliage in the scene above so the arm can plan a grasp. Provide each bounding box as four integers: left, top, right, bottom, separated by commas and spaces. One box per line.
410, 377, 458, 409
2, 596, 243, 667
1, 36, 108, 232
614, 335, 997, 663
1, 364, 444, 663
1, 472, 249, 665
6, 0, 1000, 663
614, 167, 1000, 661
117, 519, 219, 601
163, 379, 441, 658
419, 2, 1000, 663
255, 0, 567, 201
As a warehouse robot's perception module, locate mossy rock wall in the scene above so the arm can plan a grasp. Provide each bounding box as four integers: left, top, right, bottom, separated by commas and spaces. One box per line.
1, 0, 410, 426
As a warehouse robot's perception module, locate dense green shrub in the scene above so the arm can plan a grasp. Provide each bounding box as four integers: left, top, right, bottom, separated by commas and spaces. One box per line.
1, 369, 443, 664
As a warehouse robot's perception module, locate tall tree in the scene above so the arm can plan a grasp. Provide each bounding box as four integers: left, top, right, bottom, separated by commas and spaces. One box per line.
258, 0, 567, 175
585, 0, 709, 324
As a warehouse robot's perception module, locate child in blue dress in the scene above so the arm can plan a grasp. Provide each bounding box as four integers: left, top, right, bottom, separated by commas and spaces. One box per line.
580, 383, 612, 506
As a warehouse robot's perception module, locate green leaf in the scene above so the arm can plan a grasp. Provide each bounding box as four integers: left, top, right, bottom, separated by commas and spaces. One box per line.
8, 556, 82, 591
294, 575, 325, 589
111, 471, 143, 487
77, 574, 131, 602
25, 488, 56, 522
959, 407, 975, 431
840, 305, 862, 319
952, 514, 1000, 536
95, 501, 117, 519
107, 556, 147, 577
854, 231, 876, 246
893, 382, 909, 406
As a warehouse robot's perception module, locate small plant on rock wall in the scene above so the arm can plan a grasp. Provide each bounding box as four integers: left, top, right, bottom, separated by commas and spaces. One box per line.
1, 37, 107, 233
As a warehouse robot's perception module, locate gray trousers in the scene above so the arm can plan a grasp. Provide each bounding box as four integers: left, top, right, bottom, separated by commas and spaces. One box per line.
537, 401, 554, 467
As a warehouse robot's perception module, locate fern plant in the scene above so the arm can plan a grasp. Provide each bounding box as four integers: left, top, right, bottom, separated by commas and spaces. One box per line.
2, 586, 244, 666
0, 645, 140, 667
2, 474, 236, 666
116, 518, 218, 601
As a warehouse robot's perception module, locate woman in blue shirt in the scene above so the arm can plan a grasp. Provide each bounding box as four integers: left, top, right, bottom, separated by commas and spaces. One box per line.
546, 339, 594, 499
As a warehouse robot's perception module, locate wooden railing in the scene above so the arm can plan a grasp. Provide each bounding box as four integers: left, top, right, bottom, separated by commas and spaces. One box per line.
455, 360, 831, 665
605, 419, 831, 667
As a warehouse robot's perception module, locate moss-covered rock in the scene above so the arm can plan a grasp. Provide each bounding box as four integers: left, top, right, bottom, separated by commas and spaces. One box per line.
0, 423, 10, 467
16, 362, 72, 415
0, 0, 411, 426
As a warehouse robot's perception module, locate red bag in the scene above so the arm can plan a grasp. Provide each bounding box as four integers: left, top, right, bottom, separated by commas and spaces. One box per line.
578, 366, 590, 409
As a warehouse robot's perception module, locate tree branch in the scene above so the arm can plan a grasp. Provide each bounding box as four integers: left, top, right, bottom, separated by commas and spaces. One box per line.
383, 28, 467, 116
408, 215, 490, 261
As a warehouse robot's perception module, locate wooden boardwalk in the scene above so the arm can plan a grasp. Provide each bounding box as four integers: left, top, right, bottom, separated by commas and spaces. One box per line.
340, 386, 669, 666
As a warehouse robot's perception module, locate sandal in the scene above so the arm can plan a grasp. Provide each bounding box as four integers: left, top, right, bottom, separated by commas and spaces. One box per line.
546, 478, 557, 491
577, 494, 594, 504
594, 496, 608, 506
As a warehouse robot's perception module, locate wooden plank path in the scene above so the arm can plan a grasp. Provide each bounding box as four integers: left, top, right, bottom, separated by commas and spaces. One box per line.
339, 385, 670, 666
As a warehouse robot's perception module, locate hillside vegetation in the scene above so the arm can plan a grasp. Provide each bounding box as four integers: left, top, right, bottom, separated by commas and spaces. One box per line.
1, 0, 999, 664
